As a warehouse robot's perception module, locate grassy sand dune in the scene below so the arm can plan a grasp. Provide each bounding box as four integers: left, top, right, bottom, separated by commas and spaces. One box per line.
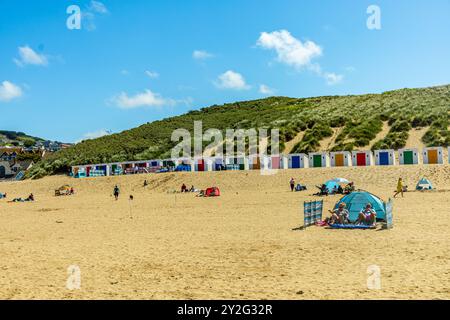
0, 165, 449, 299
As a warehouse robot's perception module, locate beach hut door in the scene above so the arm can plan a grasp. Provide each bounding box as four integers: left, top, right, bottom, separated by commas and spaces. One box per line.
403, 151, 413, 164
379, 152, 389, 165
313, 155, 322, 167
356, 153, 366, 166
335, 154, 344, 166
428, 150, 438, 164
292, 156, 300, 168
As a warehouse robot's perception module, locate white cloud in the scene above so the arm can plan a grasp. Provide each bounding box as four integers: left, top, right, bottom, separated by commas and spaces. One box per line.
0, 81, 23, 102
145, 70, 159, 79
83, 129, 111, 140
256, 29, 343, 85
259, 84, 275, 95
215, 70, 250, 90
193, 50, 214, 60
14, 46, 48, 67
324, 72, 343, 85
111, 89, 177, 109
257, 30, 322, 69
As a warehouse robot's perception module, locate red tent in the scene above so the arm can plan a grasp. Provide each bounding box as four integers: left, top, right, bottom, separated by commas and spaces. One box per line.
205, 187, 220, 197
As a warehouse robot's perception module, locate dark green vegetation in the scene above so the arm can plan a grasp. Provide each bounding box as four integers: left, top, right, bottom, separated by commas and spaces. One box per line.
27, 85, 450, 178
0, 130, 44, 147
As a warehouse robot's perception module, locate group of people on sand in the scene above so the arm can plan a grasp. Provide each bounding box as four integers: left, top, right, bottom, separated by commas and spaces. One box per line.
9, 193, 35, 203
181, 183, 196, 193
1, 192, 35, 202
289, 178, 307, 192
328, 202, 377, 227
314, 182, 355, 196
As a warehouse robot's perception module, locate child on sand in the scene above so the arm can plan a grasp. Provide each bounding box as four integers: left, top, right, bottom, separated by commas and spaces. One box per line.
290, 178, 295, 192
393, 178, 404, 198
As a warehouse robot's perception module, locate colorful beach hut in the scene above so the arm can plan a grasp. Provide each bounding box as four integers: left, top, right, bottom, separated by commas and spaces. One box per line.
194, 158, 214, 172
330, 151, 352, 167
374, 149, 396, 166
422, 147, 443, 165
287, 153, 309, 169
249, 155, 261, 170
266, 155, 287, 169
211, 157, 225, 171
308, 152, 329, 168
351, 150, 373, 167
398, 148, 419, 165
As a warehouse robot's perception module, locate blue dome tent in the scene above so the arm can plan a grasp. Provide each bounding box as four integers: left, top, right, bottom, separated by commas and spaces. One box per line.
416, 178, 433, 190
334, 191, 387, 222
324, 180, 340, 193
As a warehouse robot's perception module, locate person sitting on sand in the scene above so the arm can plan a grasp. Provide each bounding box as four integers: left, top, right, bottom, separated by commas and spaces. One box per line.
356, 203, 377, 226
344, 182, 355, 194
290, 178, 295, 192
10, 193, 34, 203
337, 185, 344, 194
181, 184, 187, 193
113, 185, 120, 200
393, 178, 404, 198
143, 180, 148, 187
189, 185, 195, 192
329, 203, 349, 225
69, 187, 74, 195
315, 184, 328, 196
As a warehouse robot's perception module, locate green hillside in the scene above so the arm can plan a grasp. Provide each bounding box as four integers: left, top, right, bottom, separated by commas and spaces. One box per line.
27, 84, 450, 179
0, 130, 45, 148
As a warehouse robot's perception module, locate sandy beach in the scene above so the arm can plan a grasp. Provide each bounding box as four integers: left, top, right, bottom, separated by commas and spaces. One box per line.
0, 165, 449, 299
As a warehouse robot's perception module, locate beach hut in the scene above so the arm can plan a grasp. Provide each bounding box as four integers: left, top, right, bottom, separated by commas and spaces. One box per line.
422, 147, 443, 164
194, 158, 213, 172
162, 159, 176, 170
248, 155, 261, 170
308, 152, 329, 168
398, 148, 419, 165
237, 156, 249, 170
351, 151, 373, 167
287, 153, 309, 169
374, 149, 396, 166
330, 151, 352, 167
110, 163, 123, 175
175, 158, 193, 171
75, 167, 86, 178
334, 191, 388, 222
212, 157, 225, 171
194, 158, 206, 172
225, 156, 248, 170
267, 155, 287, 169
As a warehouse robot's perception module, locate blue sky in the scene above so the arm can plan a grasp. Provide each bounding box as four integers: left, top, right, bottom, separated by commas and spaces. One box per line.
1, 0, 449, 143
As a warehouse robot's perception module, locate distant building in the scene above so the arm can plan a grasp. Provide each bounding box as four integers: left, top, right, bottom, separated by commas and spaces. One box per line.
0, 161, 14, 178
11, 160, 34, 173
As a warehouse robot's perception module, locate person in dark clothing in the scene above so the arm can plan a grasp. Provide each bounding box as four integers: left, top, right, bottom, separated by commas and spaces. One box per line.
290, 178, 295, 192
113, 185, 120, 200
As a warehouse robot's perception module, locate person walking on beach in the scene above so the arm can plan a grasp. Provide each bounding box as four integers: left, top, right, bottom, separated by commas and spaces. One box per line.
290, 178, 295, 192
113, 185, 120, 200
393, 178, 404, 198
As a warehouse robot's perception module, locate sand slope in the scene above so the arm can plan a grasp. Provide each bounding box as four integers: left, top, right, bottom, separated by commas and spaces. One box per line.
0, 165, 449, 299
